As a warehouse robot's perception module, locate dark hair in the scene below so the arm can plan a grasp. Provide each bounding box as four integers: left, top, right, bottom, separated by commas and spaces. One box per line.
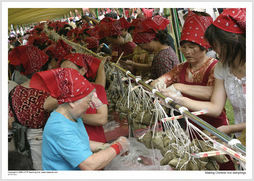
154, 30, 170, 45
180, 40, 207, 52
128, 26, 135, 33
105, 13, 118, 19
204, 24, 246, 68
108, 34, 118, 39
8, 151, 34, 170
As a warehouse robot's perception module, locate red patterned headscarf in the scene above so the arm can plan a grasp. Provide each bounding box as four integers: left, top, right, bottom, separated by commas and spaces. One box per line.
180, 11, 213, 49
142, 15, 169, 31
212, 8, 246, 34
8, 45, 49, 75
119, 17, 131, 29
61, 53, 101, 79
84, 37, 99, 49
133, 28, 157, 44
30, 68, 95, 104
44, 39, 73, 60
98, 21, 122, 39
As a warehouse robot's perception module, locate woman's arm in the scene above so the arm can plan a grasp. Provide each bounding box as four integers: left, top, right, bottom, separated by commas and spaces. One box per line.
173, 83, 214, 100
177, 79, 227, 117
78, 145, 117, 170
82, 104, 108, 126
78, 137, 129, 170
216, 122, 246, 136
94, 62, 106, 87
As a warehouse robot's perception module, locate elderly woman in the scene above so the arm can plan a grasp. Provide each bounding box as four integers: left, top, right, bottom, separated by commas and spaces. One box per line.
8, 45, 58, 170
166, 9, 246, 140
152, 11, 237, 170
151, 11, 229, 128
30, 68, 130, 170
59, 53, 108, 143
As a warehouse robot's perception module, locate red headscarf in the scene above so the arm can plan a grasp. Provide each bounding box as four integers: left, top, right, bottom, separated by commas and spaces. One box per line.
119, 17, 131, 29
84, 37, 99, 49
61, 53, 101, 79
8, 45, 49, 75
143, 8, 154, 18
142, 15, 169, 31
212, 8, 246, 34
133, 28, 157, 44
44, 39, 73, 60
30, 68, 95, 104
180, 11, 213, 49
98, 20, 122, 39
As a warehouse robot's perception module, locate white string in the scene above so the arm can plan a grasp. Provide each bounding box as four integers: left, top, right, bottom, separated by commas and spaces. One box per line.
151, 88, 158, 94
179, 106, 189, 115
228, 139, 241, 148
135, 77, 141, 83
125, 70, 131, 76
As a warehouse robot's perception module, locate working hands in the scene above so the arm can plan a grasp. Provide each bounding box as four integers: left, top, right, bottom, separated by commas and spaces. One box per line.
160, 85, 183, 104
111, 136, 130, 156
89, 92, 103, 109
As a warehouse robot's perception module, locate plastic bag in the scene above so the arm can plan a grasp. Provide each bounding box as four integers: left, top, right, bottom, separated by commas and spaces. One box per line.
104, 137, 172, 170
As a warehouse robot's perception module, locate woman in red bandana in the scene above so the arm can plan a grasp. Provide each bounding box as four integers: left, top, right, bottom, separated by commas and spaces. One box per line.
129, 15, 179, 79
164, 9, 246, 144
154, 9, 246, 170
30, 68, 130, 170
98, 18, 136, 62
59, 53, 108, 143
8, 45, 59, 170
151, 11, 229, 134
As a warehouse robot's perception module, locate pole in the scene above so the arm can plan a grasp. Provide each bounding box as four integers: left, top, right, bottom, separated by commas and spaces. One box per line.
112, 63, 246, 156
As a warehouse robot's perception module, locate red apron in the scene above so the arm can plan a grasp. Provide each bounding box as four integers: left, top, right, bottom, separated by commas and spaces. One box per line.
180, 61, 235, 170
180, 61, 229, 132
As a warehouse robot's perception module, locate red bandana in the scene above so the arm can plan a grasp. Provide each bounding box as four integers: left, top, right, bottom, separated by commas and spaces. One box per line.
180, 11, 213, 49
44, 39, 73, 60
119, 17, 131, 29
133, 28, 157, 44
84, 37, 99, 49
8, 45, 48, 75
213, 8, 246, 34
142, 15, 169, 31
98, 21, 122, 39
62, 53, 101, 79
30, 68, 95, 104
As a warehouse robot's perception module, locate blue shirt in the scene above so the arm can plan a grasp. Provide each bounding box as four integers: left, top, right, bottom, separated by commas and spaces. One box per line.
42, 111, 92, 170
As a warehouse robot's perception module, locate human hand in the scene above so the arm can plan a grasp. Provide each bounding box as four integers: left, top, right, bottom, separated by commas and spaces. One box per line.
154, 80, 166, 90
125, 60, 133, 65
89, 92, 103, 109
111, 136, 130, 155
160, 85, 183, 104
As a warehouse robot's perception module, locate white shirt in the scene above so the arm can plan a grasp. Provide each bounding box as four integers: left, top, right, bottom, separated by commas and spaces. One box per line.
214, 62, 246, 137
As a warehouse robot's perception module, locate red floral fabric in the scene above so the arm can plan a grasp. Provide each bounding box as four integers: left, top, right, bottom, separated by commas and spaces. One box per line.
8, 85, 50, 129
160, 57, 218, 87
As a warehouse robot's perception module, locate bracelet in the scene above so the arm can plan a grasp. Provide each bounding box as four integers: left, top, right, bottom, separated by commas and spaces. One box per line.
110, 144, 120, 155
